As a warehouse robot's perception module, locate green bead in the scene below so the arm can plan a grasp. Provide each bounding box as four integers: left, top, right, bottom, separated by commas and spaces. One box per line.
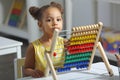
10, 14, 19, 21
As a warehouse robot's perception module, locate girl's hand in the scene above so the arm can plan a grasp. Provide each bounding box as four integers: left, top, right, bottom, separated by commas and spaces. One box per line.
115, 54, 120, 66
115, 54, 120, 61
31, 69, 44, 78
64, 39, 70, 51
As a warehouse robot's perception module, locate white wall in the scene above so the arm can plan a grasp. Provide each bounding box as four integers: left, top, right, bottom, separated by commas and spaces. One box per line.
66, 0, 120, 29
0, 0, 12, 23
65, 0, 97, 28
0, 2, 3, 24
97, 0, 112, 27
37, 0, 64, 7
26, 0, 41, 42
97, 0, 120, 29
111, 4, 120, 29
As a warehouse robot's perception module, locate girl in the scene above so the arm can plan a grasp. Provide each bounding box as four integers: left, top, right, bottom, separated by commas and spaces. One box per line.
24, 1, 66, 78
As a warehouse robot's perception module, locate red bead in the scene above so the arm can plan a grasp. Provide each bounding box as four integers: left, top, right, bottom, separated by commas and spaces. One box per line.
53, 52, 57, 57
12, 8, 21, 15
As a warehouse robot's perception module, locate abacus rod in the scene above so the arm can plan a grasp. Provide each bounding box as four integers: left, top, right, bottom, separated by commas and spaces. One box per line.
50, 29, 59, 56
45, 29, 59, 78
45, 53, 58, 80
97, 42, 113, 76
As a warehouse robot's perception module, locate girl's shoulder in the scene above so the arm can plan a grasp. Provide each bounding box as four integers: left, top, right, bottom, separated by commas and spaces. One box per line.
32, 39, 43, 47
31, 39, 46, 52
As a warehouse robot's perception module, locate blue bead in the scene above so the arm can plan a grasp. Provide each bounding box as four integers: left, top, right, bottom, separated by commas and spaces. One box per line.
76, 66, 79, 69
8, 19, 17, 27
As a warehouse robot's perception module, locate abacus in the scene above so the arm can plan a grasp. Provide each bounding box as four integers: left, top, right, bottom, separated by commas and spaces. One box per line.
45, 22, 113, 80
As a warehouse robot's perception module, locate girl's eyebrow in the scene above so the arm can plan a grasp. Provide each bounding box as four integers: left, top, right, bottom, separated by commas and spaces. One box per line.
46, 16, 62, 19
57, 16, 62, 18
45, 16, 51, 19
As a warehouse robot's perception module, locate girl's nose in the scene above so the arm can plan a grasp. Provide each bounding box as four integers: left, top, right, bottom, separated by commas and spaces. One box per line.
53, 23, 57, 27
52, 20, 58, 26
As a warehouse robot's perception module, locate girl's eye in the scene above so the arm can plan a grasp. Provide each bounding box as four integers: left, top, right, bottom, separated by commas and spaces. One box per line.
57, 18, 61, 21
46, 19, 51, 22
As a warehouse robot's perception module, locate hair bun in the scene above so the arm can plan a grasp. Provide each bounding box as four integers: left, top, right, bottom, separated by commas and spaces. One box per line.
29, 6, 39, 20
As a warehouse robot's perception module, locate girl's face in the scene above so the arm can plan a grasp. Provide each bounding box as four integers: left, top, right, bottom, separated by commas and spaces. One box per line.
39, 7, 63, 36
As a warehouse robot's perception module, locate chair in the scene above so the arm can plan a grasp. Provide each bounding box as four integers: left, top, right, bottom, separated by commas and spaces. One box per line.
14, 58, 25, 80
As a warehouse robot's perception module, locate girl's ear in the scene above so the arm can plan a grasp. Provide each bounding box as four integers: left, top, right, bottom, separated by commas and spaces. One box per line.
38, 21, 43, 31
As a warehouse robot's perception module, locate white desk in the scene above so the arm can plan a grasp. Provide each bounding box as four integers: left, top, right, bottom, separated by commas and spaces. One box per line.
18, 62, 119, 80
0, 36, 23, 58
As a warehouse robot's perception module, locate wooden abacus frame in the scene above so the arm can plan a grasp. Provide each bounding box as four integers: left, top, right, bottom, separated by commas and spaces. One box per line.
44, 22, 113, 80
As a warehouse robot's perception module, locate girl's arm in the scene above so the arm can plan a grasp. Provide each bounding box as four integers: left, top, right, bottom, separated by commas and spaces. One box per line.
24, 43, 44, 78
64, 39, 69, 50
115, 54, 120, 68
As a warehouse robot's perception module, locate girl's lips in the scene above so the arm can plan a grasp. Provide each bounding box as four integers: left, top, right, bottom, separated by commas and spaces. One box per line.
53, 27, 60, 30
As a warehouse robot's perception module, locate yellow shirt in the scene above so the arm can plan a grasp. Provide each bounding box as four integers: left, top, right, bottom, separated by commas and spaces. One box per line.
32, 37, 65, 73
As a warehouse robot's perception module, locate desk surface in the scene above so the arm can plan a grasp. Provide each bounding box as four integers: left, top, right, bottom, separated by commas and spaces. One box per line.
18, 62, 119, 80
0, 36, 23, 49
